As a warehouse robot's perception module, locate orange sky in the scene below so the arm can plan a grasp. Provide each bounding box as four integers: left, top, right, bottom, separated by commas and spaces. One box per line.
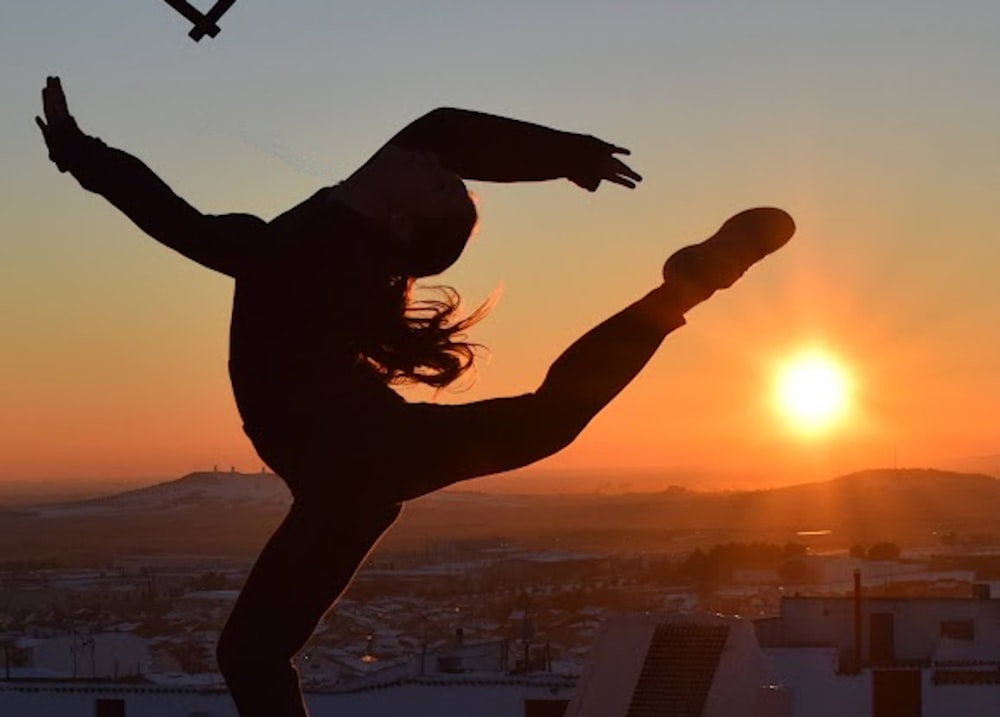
3, 4, 1000, 492
5, 196, 998, 491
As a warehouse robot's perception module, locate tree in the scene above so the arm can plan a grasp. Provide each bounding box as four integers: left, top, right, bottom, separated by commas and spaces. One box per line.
867, 542, 901, 561
189, 571, 230, 591
778, 560, 809, 583
783, 542, 808, 558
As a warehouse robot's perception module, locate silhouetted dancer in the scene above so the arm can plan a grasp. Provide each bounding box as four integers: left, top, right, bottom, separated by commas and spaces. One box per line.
37, 75, 794, 717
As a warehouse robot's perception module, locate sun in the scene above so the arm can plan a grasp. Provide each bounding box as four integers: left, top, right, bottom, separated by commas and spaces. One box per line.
773, 351, 852, 435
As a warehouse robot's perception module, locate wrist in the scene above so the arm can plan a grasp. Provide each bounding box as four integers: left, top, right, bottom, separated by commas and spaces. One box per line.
45, 118, 89, 173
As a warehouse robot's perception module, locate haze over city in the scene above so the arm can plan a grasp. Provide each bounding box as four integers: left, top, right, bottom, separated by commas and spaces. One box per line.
3, 2, 1000, 493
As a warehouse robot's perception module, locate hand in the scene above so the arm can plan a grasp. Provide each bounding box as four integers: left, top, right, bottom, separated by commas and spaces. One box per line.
36, 76, 83, 172
569, 137, 643, 192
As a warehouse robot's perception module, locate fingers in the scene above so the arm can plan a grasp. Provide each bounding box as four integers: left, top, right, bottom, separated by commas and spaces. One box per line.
34, 115, 54, 152
42, 79, 55, 121
45, 75, 64, 96
570, 137, 643, 191
600, 154, 642, 189
41, 76, 69, 124
608, 156, 642, 183
604, 174, 638, 190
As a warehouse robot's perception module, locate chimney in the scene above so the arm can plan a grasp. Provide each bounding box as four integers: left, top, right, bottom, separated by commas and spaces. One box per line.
854, 569, 863, 669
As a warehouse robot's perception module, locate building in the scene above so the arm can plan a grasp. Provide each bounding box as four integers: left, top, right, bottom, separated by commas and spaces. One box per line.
0, 673, 575, 717
566, 613, 768, 717
8, 579, 1000, 716
3, 632, 149, 680
564, 580, 1000, 716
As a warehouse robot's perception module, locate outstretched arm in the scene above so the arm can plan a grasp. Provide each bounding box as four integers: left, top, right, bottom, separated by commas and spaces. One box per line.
36, 77, 264, 277
386, 107, 642, 191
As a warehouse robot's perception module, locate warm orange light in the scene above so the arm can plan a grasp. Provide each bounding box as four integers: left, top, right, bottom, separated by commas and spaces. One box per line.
774, 350, 852, 436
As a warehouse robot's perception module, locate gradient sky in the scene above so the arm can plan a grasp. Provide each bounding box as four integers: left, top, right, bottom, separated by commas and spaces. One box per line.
2, 2, 999, 491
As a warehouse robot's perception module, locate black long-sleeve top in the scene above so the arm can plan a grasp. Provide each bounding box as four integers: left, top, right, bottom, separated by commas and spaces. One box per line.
49, 109, 613, 493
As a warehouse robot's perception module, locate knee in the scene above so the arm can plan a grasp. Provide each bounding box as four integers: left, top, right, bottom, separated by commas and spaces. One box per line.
217, 622, 284, 683
530, 401, 591, 458
215, 628, 246, 681
547, 423, 587, 456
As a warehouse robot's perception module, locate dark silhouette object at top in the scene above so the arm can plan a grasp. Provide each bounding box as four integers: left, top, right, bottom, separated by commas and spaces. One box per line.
163, 0, 237, 41
37, 75, 794, 717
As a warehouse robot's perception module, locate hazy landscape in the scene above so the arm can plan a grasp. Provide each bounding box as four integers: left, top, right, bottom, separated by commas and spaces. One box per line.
4, 467, 1000, 565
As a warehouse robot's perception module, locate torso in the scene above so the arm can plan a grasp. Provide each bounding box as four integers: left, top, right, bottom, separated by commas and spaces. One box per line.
227, 193, 401, 438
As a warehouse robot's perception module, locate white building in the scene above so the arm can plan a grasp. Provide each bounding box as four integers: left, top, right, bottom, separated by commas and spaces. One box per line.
566, 613, 769, 717
5, 632, 149, 680
0, 673, 574, 717
565, 583, 1000, 716
9, 582, 1000, 716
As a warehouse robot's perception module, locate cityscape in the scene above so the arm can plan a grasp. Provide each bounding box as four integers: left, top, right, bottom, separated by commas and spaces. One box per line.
3, 468, 1000, 715
5, 3, 1000, 717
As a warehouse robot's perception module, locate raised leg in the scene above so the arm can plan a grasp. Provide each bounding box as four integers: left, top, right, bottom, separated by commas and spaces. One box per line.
377, 207, 796, 500
541, 206, 796, 420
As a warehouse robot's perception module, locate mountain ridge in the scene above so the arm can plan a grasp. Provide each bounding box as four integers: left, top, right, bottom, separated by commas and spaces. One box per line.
28, 465, 1000, 512
2, 467, 997, 561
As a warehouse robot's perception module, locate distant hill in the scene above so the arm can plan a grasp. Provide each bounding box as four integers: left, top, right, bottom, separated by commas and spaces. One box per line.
689, 467, 1000, 540
32, 470, 291, 517
397, 468, 1000, 546
1, 468, 998, 561
939, 454, 1000, 479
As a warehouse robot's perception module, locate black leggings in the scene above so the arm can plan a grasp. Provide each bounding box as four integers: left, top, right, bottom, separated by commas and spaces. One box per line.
217, 283, 685, 717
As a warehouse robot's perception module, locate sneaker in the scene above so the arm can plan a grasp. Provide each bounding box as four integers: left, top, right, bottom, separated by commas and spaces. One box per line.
662, 207, 795, 305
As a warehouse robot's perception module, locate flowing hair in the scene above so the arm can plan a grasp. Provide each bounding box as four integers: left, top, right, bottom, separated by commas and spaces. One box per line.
358, 277, 492, 389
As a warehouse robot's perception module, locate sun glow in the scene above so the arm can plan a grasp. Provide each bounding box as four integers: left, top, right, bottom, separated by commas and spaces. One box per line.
774, 351, 852, 435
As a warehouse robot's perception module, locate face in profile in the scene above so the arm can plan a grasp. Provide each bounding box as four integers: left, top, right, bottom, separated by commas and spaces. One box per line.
381, 149, 468, 223
355, 147, 478, 277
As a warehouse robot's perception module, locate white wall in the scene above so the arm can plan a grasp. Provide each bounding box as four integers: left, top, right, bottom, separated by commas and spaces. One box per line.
32, 633, 150, 679
925, 682, 1000, 717
0, 681, 575, 717
765, 648, 869, 717
780, 597, 1000, 661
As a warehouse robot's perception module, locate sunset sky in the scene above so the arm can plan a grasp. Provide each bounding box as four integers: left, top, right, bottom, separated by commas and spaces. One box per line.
2, 2, 999, 493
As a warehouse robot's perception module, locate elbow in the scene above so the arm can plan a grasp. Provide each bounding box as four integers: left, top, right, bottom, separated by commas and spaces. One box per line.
528, 395, 593, 458
394, 107, 465, 147
418, 106, 463, 123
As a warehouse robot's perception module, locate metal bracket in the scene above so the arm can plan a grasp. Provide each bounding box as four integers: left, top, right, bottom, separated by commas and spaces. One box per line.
162, 0, 237, 42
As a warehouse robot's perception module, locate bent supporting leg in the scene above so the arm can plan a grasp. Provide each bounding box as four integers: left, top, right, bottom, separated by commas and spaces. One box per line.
217, 501, 400, 717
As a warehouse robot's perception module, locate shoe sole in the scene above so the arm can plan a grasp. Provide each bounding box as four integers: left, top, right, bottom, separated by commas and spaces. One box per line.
662, 207, 795, 287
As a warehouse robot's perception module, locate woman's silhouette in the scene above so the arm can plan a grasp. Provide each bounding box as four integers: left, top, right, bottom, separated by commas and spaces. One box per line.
37, 76, 794, 717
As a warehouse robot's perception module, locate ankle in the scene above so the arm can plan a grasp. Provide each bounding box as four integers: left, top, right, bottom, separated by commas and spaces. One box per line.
647, 284, 695, 326
657, 274, 716, 315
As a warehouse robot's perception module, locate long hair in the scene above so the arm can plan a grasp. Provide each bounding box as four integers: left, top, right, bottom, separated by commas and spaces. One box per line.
357, 278, 492, 389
